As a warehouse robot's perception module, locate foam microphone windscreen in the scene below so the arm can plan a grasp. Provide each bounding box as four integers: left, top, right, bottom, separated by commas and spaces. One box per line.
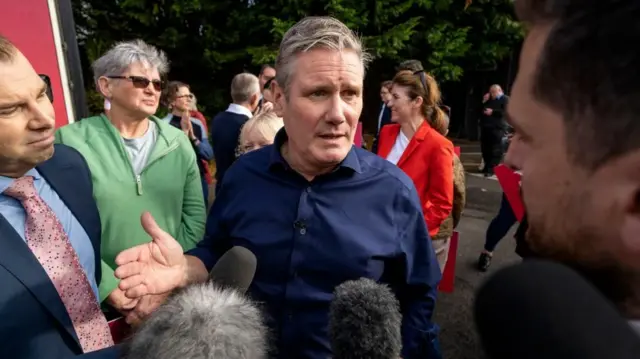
209, 246, 257, 294
475, 260, 640, 359
120, 282, 267, 359
329, 278, 402, 359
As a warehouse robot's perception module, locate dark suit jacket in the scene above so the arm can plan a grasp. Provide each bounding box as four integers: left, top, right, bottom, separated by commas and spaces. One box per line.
372, 104, 392, 154
210, 110, 250, 193
0, 144, 118, 359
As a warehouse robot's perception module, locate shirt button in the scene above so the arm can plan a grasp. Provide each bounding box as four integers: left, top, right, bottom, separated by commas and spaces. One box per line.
300, 228, 306, 235
306, 187, 311, 193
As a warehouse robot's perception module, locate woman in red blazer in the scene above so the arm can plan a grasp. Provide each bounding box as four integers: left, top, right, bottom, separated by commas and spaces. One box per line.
377, 70, 454, 241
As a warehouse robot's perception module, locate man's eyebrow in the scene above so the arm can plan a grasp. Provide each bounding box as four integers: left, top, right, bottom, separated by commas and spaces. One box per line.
0, 82, 48, 110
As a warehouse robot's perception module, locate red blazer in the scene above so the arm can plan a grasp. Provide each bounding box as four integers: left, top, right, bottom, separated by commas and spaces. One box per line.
378, 122, 454, 237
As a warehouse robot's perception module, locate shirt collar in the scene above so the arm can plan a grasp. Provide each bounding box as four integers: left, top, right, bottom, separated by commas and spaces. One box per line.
269, 128, 362, 174
226, 103, 253, 118
0, 168, 41, 194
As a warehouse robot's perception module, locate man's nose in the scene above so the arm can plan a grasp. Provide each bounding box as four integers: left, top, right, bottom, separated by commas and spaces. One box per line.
29, 102, 55, 130
326, 95, 347, 124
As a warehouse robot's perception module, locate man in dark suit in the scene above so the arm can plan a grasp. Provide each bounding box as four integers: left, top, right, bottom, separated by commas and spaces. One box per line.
210, 72, 261, 194
371, 80, 392, 154
480, 84, 509, 176
0, 35, 118, 359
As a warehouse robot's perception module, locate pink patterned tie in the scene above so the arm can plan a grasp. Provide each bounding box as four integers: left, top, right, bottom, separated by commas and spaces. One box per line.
4, 176, 114, 353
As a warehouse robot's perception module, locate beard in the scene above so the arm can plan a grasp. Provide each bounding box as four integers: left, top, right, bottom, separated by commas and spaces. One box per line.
526, 216, 639, 316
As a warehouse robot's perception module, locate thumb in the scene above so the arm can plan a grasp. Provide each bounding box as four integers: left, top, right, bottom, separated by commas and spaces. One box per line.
140, 212, 168, 240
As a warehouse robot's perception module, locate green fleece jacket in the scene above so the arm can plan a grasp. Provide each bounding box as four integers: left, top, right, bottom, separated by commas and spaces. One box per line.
55, 114, 206, 301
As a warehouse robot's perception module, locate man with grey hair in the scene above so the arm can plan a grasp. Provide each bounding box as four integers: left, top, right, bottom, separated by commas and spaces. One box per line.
114, 16, 442, 359
210, 72, 261, 194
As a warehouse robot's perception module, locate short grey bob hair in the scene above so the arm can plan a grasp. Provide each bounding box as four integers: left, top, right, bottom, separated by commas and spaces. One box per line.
91, 39, 169, 90
275, 16, 372, 93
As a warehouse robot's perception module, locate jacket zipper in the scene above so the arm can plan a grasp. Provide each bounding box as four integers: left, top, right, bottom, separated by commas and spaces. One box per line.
134, 142, 180, 195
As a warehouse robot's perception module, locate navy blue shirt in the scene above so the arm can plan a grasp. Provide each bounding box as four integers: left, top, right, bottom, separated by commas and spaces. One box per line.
188, 129, 442, 359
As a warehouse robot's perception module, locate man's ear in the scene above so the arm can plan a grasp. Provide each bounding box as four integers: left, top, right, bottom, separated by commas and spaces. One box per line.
598, 150, 640, 262
272, 80, 285, 117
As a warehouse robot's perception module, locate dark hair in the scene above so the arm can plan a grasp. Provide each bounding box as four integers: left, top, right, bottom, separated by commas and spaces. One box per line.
397, 59, 423, 73
0, 34, 17, 62
516, 0, 640, 170
260, 64, 275, 75
161, 81, 189, 108
392, 70, 447, 135
381, 80, 393, 90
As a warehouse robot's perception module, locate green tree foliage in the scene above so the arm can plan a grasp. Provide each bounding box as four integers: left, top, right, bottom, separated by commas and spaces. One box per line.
71, 0, 522, 117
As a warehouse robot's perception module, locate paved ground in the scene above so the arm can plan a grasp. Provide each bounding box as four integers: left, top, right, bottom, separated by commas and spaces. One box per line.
432, 141, 521, 359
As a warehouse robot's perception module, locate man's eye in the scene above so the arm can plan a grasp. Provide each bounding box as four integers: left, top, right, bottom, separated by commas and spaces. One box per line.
0, 107, 18, 116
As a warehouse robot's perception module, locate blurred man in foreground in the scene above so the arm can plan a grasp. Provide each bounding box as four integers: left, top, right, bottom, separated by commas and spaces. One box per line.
506, 0, 640, 332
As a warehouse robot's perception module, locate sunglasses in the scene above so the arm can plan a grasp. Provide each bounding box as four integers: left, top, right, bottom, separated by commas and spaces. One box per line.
264, 77, 274, 90
176, 94, 194, 100
413, 70, 429, 97
107, 75, 164, 91
39, 74, 53, 103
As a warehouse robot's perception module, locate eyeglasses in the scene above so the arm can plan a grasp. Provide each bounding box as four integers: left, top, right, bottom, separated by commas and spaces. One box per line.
39, 74, 53, 103
264, 77, 274, 90
107, 75, 164, 92
413, 70, 429, 97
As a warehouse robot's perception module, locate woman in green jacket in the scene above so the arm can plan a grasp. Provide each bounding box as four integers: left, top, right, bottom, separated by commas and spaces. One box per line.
55, 40, 206, 315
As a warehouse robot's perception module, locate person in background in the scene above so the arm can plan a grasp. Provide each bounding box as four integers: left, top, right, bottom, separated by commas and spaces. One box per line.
433, 113, 466, 272
479, 84, 508, 177
189, 94, 208, 133
161, 81, 214, 206
256, 64, 276, 113
210, 73, 261, 194
113, 16, 443, 359
378, 70, 454, 241
397, 59, 424, 73
236, 111, 284, 156
55, 40, 206, 320
189, 93, 214, 199
477, 192, 518, 271
0, 33, 120, 359
371, 80, 392, 154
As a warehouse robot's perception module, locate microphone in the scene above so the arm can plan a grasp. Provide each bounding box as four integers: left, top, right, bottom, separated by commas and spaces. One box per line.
120, 246, 264, 359
329, 278, 402, 359
208, 246, 257, 293
475, 260, 640, 359
120, 282, 267, 359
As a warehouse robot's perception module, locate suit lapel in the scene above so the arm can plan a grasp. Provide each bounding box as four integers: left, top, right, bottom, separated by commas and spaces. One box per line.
377, 125, 399, 159
0, 215, 81, 348
397, 122, 430, 168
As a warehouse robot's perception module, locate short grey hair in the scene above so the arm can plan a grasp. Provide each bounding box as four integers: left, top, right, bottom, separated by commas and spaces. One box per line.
91, 39, 169, 90
275, 16, 372, 93
231, 72, 260, 104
